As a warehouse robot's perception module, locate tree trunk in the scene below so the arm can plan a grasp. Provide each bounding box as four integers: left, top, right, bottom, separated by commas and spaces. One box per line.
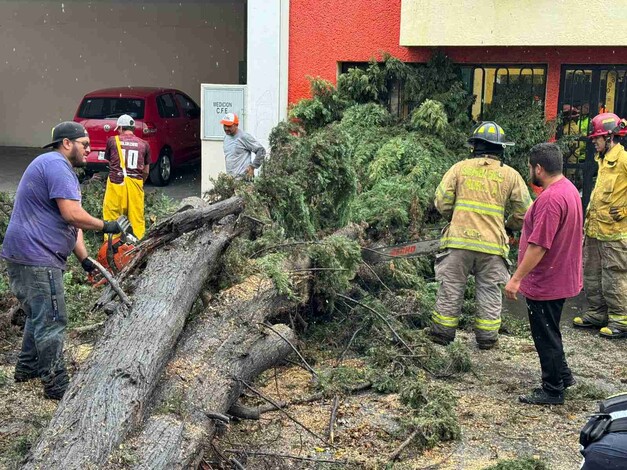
113, 277, 299, 469
24, 225, 238, 470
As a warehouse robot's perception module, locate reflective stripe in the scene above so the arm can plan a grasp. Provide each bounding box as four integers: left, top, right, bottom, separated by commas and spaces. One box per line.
455, 199, 505, 217
432, 311, 459, 328
436, 185, 454, 201
609, 314, 627, 325
475, 318, 502, 331
440, 237, 507, 256
610, 410, 627, 420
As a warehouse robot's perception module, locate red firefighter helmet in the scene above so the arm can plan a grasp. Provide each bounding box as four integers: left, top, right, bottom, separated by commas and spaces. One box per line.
588, 113, 624, 139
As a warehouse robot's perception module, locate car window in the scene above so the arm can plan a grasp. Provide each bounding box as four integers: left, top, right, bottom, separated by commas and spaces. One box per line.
174, 93, 199, 112
77, 98, 145, 119
157, 94, 180, 118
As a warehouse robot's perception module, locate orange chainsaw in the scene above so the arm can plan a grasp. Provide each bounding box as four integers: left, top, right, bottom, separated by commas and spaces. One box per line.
88, 217, 139, 286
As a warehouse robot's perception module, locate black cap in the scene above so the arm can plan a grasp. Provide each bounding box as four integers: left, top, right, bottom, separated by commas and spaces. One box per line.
43, 121, 89, 149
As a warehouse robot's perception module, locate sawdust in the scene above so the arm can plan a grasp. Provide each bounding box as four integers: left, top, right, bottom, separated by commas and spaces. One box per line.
217, 325, 627, 469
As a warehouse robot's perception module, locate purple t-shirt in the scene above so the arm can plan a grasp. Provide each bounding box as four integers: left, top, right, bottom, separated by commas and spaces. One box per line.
1, 152, 81, 269
518, 177, 583, 301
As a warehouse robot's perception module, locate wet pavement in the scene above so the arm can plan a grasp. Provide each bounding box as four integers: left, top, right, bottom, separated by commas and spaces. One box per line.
503, 291, 589, 325
0, 146, 201, 200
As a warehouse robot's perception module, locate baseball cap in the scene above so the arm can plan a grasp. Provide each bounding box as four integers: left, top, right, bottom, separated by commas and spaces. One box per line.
115, 114, 135, 131
43, 121, 89, 148
220, 113, 239, 126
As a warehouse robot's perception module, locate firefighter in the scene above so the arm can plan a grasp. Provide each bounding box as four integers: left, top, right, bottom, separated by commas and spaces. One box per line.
430, 122, 532, 349
573, 113, 627, 338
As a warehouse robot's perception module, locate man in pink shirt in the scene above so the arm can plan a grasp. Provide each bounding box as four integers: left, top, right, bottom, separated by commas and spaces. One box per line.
505, 143, 583, 405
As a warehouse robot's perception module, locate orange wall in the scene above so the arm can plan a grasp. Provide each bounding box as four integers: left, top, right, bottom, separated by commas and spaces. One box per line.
289, 0, 627, 120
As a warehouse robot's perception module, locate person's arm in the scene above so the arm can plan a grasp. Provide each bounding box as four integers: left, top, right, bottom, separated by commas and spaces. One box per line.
505, 173, 532, 231
504, 243, 547, 300
57, 199, 105, 230
143, 146, 151, 182
242, 133, 266, 169
434, 166, 457, 219
73, 229, 88, 261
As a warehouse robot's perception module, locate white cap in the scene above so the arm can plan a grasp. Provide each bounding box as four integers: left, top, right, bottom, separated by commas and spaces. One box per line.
115, 114, 135, 130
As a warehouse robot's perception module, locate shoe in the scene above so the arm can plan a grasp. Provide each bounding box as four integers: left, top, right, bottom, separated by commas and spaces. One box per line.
43, 388, 65, 400
14, 369, 40, 383
519, 387, 564, 405
425, 328, 453, 346
477, 340, 498, 350
599, 327, 627, 339
563, 376, 577, 388
573, 316, 600, 328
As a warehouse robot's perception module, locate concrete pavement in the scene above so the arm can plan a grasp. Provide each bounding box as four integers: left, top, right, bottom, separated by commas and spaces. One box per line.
0, 147, 201, 200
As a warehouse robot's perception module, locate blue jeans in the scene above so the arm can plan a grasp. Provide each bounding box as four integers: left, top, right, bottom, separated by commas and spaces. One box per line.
6, 261, 69, 396
582, 432, 627, 469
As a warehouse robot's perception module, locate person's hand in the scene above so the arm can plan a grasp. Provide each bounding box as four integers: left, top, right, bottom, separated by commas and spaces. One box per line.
246, 165, 255, 180
81, 257, 97, 273
102, 215, 131, 234
609, 207, 627, 222
504, 277, 521, 300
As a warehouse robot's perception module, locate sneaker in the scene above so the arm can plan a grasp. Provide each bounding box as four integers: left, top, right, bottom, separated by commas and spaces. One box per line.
519, 387, 564, 405
599, 327, 627, 339
14, 369, 40, 383
43, 388, 66, 400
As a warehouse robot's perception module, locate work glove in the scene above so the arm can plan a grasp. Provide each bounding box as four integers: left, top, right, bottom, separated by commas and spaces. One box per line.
81, 257, 97, 273
609, 207, 627, 222
102, 215, 132, 234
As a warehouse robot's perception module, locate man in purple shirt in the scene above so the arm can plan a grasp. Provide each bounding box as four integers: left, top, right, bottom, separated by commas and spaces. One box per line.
2, 122, 125, 400
505, 143, 583, 405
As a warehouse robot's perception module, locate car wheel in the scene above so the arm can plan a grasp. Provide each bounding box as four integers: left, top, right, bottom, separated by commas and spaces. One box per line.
150, 150, 172, 186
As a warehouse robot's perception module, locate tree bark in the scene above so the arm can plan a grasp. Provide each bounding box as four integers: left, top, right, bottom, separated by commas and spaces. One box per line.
113, 277, 299, 469
24, 225, 237, 470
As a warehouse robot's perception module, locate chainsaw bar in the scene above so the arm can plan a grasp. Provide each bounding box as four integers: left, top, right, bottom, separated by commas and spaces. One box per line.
361, 239, 441, 264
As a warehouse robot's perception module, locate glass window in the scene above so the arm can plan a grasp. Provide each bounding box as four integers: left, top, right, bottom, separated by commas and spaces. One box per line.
461, 65, 547, 121
156, 94, 180, 118
77, 98, 145, 119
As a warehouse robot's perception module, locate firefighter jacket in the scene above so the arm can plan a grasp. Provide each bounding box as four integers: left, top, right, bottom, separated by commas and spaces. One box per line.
585, 143, 627, 241
434, 156, 532, 258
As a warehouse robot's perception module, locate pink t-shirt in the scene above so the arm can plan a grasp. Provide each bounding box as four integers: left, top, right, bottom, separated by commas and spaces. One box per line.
518, 177, 583, 301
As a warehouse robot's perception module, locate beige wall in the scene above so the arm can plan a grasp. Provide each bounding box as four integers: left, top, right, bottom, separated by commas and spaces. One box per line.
400, 0, 627, 46
0, 0, 245, 146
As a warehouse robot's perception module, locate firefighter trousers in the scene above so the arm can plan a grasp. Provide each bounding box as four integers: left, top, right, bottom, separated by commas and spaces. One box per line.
582, 236, 627, 331
432, 248, 510, 344
103, 176, 145, 239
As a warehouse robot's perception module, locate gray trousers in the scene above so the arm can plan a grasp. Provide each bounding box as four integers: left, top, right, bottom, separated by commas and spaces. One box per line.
432, 249, 510, 343
582, 236, 627, 331
6, 261, 69, 396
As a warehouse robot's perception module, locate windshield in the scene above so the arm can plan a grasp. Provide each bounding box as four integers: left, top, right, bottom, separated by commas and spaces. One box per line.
77, 97, 145, 119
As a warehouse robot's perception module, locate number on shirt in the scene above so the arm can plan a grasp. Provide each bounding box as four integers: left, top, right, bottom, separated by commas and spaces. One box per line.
120, 149, 140, 170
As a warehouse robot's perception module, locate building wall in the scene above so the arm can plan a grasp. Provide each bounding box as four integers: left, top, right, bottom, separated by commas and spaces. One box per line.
400, 0, 627, 46
200, 0, 289, 195
289, 0, 627, 121
0, 0, 245, 146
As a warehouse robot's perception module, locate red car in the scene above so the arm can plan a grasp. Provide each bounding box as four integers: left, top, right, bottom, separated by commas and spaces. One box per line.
73, 87, 201, 186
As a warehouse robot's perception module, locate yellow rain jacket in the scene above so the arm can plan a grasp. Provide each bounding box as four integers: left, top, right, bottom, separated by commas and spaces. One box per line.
585, 143, 627, 241
435, 156, 532, 257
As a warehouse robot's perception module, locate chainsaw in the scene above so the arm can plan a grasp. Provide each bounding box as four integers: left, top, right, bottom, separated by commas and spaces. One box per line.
88, 216, 138, 286
361, 239, 441, 264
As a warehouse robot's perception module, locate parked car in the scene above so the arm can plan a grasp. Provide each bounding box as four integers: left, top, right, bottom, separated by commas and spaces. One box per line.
73, 87, 201, 186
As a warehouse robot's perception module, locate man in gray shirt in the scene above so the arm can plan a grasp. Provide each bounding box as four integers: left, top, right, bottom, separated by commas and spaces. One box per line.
221, 113, 266, 178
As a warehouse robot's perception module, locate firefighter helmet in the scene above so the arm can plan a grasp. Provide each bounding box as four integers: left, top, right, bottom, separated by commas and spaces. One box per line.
468, 121, 515, 147
588, 112, 625, 138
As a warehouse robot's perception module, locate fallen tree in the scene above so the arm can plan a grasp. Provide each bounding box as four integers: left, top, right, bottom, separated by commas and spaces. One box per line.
116, 277, 299, 469
24, 202, 243, 469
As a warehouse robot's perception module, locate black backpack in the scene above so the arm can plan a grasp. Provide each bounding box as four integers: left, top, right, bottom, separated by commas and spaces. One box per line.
580, 392, 627, 450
